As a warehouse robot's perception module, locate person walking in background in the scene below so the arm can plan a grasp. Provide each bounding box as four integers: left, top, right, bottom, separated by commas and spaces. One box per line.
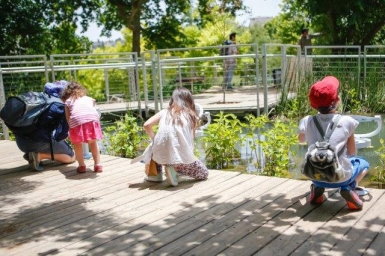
222, 32, 238, 90
298, 76, 369, 210
61, 81, 103, 173
143, 87, 209, 186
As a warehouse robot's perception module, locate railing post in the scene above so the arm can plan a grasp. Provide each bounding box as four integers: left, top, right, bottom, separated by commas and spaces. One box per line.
262, 44, 269, 114
151, 51, 159, 112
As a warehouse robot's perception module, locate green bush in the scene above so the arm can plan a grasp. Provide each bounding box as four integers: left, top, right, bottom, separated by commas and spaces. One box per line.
103, 113, 147, 158
203, 112, 245, 169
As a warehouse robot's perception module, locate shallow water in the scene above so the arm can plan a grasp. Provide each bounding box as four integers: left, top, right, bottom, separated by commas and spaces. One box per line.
196, 114, 385, 188
101, 114, 384, 188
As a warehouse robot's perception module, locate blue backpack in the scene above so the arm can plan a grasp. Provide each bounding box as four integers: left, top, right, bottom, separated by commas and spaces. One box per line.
0, 92, 63, 135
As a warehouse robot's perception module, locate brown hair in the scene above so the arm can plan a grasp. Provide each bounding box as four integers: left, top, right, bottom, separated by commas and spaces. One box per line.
60, 81, 87, 101
167, 87, 198, 129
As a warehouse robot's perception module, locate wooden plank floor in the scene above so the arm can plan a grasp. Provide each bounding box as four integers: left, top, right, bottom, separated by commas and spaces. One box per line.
0, 140, 385, 256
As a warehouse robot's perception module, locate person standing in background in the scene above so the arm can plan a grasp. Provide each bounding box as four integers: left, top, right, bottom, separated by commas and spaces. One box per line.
222, 32, 238, 90
298, 28, 321, 55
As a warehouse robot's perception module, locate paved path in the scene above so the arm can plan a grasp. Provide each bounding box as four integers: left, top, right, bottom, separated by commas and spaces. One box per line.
0, 140, 384, 255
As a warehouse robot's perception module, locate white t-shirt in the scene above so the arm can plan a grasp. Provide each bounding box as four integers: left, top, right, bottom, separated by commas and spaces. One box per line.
152, 109, 196, 165
298, 113, 359, 183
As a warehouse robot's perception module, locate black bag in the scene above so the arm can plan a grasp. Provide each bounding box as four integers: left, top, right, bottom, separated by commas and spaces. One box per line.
219, 40, 231, 56
0, 92, 62, 135
300, 115, 345, 182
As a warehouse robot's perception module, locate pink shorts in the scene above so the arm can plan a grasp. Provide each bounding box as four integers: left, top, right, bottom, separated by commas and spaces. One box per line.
69, 121, 103, 144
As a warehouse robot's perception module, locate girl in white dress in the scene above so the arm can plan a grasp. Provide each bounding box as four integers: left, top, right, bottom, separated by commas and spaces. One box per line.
143, 87, 209, 186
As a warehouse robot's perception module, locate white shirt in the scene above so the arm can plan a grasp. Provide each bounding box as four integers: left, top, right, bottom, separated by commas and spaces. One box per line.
299, 113, 359, 183
152, 109, 196, 165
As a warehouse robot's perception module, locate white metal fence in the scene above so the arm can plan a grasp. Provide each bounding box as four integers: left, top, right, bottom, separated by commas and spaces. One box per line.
1, 44, 385, 139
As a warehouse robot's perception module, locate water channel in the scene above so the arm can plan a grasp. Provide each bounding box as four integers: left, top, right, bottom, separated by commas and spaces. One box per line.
195, 114, 384, 188
101, 113, 385, 189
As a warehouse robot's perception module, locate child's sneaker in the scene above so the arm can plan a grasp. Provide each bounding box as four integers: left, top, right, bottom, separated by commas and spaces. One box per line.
165, 165, 178, 187
29, 152, 44, 172
77, 166, 86, 173
144, 173, 163, 183
94, 164, 103, 173
309, 184, 325, 204
340, 189, 363, 210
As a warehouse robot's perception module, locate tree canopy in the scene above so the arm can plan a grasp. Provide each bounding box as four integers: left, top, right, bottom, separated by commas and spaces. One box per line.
5, 0, 385, 56
1, 0, 248, 55
0, 0, 99, 56
99, 0, 248, 53
278, 0, 385, 47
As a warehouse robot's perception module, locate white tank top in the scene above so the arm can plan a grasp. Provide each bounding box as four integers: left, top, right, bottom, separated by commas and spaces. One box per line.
152, 109, 196, 165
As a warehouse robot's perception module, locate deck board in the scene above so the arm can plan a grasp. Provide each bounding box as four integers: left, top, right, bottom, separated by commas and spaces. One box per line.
0, 140, 384, 256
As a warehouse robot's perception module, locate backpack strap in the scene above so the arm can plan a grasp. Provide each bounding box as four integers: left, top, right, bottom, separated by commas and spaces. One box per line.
313, 114, 342, 140
49, 132, 54, 161
324, 114, 342, 140
312, 116, 325, 138
313, 114, 345, 156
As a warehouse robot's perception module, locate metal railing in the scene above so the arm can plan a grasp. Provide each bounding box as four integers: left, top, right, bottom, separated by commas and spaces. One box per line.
2, 44, 385, 139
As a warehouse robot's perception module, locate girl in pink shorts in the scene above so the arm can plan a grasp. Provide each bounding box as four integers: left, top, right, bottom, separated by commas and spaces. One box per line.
61, 82, 103, 173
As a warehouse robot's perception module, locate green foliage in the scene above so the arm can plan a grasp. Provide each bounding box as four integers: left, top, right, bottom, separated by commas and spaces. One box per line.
103, 113, 146, 158
257, 118, 298, 177
264, 14, 304, 46
101, 0, 247, 53
371, 138, 385, 186
281, 0, 385, 47
244, 115, 298, 177
203, 112, 245, 169
203, 112, 298, 178
0, 0, 96, 55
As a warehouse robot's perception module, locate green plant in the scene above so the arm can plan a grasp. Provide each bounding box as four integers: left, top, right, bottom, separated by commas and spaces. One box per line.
371, 138, 385, 187
103, 113, 146, 158
243, 114, 269, 171
245, 116, 298, 177
203, 112, 245, 169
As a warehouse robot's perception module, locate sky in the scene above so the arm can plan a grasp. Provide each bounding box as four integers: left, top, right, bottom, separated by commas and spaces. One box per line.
239, 0, 282, 26
78, 0, 283, 42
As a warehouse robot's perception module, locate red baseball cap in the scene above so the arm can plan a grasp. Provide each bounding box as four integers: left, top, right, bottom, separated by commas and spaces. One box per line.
309, 76, 340, 109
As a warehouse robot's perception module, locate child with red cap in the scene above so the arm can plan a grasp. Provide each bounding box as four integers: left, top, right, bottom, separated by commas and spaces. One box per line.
298, 76, 369, 210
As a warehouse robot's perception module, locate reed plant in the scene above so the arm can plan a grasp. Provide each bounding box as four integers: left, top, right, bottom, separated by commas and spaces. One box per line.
371, 138, 385, 188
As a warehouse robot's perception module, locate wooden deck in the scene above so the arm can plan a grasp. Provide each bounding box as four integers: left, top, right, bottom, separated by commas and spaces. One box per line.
0, 140, 385, 256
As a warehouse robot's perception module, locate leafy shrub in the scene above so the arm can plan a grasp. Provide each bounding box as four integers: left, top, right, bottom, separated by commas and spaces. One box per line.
244, 115, 298, 177
103, 113, 146, 158
203, 112, 245, 169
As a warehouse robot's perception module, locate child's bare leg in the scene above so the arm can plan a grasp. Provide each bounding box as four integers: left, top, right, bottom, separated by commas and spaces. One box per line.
355, 168, 368, 185
88, 140, 100, 166
73, 143, 85, 166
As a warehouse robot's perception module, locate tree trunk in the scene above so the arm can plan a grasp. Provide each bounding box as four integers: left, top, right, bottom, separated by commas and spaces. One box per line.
132, 20, 141, 54
130, 0, 142, 54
